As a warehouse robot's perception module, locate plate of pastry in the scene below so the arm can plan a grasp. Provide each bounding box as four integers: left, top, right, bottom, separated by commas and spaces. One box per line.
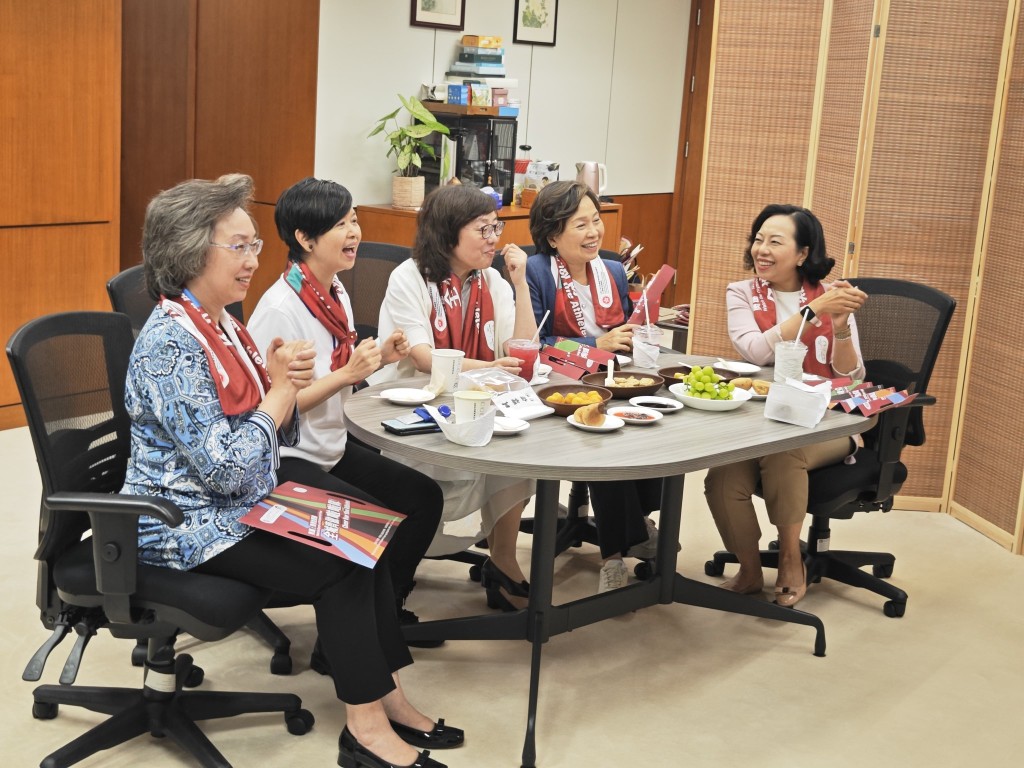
566, 413, 625, 432
729, 378, 773, 400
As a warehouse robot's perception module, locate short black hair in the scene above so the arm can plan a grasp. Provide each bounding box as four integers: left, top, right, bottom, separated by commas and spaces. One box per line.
528, 180, 603, 257
274, 177, 353, 263
413, 185, 496, 283
743, 203, 834, 283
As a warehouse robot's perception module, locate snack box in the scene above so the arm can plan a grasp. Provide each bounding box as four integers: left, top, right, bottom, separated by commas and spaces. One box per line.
462, 34, 503, 48
447, 84, 470, 105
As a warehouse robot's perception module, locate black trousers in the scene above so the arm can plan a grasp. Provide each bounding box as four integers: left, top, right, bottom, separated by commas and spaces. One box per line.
195, 529, 411, 705
588, 478, 664, 558
278, 442, 444, 601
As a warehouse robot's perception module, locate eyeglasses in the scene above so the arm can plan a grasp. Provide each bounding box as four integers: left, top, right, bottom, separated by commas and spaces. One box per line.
473, 221, 505, 239
209, 239, 264, 258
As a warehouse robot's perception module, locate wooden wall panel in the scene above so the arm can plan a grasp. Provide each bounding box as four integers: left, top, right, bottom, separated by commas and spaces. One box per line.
691, 1, 824, 358
856, 1, 1007, 499
194, 0, 319, 205
0, 225, 118, 406
614, 193, 674, 293
120, 0, 197, 270
951, 7, 1024, 540
0, 0, 119, 226
810, 0, 875, 277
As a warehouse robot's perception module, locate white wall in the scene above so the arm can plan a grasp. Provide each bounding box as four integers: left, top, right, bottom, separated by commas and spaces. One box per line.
315, 0, 689, 204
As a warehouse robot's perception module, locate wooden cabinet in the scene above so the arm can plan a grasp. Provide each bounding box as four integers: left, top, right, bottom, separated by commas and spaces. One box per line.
356, 203, 622, 251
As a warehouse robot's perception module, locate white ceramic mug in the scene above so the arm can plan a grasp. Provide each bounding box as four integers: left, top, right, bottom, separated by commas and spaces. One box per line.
453, 389, 494, 423
773, 340, 807, 383
429, 349, 465, 394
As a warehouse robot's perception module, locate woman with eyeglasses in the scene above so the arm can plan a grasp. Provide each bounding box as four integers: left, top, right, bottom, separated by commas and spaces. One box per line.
525, 180, 667, 594
125, 174, 458, 768
247, 177, 445, 652
375, 184, 537, 611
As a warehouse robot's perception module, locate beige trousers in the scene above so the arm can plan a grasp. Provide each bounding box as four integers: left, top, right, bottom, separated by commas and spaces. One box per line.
703, 437, 854, 554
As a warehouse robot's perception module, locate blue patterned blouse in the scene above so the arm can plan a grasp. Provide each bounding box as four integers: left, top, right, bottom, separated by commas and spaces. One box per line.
122, 308, 294, 570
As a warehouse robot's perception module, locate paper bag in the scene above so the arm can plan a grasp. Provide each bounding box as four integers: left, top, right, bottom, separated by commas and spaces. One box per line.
763, 378, 831, 428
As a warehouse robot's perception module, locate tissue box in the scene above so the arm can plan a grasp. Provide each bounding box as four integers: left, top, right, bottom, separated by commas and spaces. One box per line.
763, 379, 831, 428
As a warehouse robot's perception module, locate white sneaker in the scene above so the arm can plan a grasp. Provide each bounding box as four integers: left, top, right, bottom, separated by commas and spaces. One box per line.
626, 518, 681, 560
598, 559, 630, 593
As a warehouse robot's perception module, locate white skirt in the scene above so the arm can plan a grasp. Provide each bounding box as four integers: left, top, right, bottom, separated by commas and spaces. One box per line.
385, 453, 536, 556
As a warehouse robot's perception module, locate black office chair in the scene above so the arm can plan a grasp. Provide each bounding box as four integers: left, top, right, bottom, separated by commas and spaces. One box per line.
706, 278, 956, 617
7, 311, 313, 768
105, 263, 293, 674
107, 263, 244, 333
337, 241, 411, 338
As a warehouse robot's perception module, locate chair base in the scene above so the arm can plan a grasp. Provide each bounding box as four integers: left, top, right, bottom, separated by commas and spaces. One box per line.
705, 518, 908, 618
33, 653, 312, 768
245, 610, 293, 675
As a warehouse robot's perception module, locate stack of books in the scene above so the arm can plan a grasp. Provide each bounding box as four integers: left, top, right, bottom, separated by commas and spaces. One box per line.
448, 35, 506, 77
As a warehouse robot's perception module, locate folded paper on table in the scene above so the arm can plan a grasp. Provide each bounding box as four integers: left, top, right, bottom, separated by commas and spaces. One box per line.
491, 386, 555, 420
626, 264, 677, 325
423, 403, 495, 446
763, 378, 831, 428
540, 339, 615, 380
241, 482, 405, 568
829, 381, 918, 416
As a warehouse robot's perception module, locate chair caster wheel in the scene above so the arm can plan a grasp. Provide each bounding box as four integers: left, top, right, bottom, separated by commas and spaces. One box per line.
286, 708, 315, 735
704, 559, 724, 577
468, 563, 482, 583
184, 665, 205, 688
873, 563, 894, 578
768, 540, 780, 551
270, 652, 293, 675
883, 600, 905, 618
33, 701, 58, 719
634, 561, 652, 580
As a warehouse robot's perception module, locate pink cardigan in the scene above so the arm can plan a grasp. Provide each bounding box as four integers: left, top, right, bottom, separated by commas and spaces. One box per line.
725, 279, 866, 379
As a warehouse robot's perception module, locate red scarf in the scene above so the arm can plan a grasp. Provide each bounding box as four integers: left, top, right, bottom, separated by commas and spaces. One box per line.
550, 256, 625, 337
428, 270, 496, 360
284, 260, 356, 371
749, 277, 834, 377
161, 292, 271, 415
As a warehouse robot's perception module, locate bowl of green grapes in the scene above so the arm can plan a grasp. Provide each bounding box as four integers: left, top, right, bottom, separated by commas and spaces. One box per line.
667, 365, 752, 412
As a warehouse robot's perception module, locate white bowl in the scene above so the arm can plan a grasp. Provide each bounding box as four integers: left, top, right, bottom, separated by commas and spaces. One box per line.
668, 382, 753, 412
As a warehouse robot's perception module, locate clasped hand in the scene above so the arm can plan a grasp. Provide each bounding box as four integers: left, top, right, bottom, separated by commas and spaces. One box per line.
266, 338, 316, 390
813, 280, 868, 321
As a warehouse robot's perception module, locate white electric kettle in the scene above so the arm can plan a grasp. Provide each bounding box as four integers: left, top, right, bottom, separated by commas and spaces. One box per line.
575, 162, 608, 195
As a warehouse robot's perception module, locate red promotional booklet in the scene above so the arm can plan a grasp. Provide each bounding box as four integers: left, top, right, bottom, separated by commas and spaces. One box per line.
539, 339, 616, 379
241, 482, 406, 568
626, 264, 677, 325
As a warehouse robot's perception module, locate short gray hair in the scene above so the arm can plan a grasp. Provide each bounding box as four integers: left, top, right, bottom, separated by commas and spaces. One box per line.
142, 173, 255, 299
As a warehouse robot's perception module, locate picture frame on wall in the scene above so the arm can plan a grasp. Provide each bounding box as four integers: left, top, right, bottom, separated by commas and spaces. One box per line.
410, 0, 466, 31
513, 0, 558, 46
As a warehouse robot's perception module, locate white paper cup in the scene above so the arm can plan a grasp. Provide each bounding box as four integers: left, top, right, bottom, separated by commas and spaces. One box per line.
453, 390, 494, 423
774, 340, 807, 382
632, 325, 662, 369
429, 349, 465, 394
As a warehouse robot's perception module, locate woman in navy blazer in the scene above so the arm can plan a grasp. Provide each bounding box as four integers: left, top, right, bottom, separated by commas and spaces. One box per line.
525, 181, 670, 594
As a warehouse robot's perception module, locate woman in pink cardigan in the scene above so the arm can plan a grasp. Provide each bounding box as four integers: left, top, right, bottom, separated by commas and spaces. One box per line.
704, 204, 868, 608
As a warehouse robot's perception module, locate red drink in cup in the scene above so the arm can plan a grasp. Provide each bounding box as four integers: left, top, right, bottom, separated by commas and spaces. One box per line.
507, 339, 540, 382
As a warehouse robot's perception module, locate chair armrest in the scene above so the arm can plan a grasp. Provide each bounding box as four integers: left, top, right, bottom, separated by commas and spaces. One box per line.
45, 492, 184, 619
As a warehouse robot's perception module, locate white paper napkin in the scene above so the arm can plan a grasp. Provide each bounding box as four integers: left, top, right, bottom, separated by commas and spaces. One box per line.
422, 404, 496, 446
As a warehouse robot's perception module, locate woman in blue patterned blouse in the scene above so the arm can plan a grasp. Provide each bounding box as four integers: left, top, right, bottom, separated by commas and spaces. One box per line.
122, 174, 459, 768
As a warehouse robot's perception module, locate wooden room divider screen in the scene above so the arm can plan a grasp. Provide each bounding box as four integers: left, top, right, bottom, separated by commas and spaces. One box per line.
689, 0, 1024, 553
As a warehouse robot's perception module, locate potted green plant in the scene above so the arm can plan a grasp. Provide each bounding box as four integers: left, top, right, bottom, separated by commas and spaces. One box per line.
368, 94, 450, 208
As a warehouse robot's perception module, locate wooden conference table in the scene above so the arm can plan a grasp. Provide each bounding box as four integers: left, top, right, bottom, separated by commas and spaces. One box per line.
344, 356, 867, 767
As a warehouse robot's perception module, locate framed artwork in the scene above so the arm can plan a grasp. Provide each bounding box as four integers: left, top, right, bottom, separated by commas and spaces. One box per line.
410, 0, 466, 31
514, 0, 558, 47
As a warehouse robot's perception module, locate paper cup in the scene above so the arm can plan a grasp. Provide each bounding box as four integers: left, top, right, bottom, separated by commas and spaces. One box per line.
429, 348, 465, 394
774, 340, 807, 383
632, 325, 662, 369
453, 390, 494, 423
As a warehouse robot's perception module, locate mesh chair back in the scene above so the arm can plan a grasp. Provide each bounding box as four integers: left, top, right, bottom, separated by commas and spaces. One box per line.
338, 242, 411, 338
107, 263, 244, 333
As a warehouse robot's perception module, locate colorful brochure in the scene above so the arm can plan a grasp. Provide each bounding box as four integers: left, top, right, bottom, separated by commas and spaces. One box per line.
241, 482, 406, 568
539, 339, 615, 379
828, 381, 918, 416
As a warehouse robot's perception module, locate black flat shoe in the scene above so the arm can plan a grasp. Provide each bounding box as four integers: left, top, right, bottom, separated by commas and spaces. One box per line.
389, 718, 465, 749
338, 727, 446, 768
480, 558, 529, 611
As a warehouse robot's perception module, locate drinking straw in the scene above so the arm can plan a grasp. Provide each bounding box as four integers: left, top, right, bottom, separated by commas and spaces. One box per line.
642, 285, 651, 327
531, 310, 550, 344
795, 306, 811, 342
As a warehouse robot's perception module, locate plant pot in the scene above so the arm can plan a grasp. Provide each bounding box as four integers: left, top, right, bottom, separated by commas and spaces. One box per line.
392, 175, 425, 209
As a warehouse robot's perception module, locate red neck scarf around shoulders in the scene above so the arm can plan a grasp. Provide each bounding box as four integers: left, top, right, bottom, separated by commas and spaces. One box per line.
749, 277, 834, 378
428, 270, 496, 361
284, 260, 356, 371
161, 291, 271, 416
550, 256, 624, 337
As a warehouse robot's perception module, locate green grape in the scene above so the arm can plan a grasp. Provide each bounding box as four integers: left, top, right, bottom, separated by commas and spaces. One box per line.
702, 365, 715, 376
700, 374, 712, 384
726, 381, 735, 391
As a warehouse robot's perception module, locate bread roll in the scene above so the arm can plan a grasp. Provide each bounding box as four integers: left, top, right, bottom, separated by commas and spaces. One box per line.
732, 377, 753, 390
574, 402, 606, 426
752, 379, 771, 395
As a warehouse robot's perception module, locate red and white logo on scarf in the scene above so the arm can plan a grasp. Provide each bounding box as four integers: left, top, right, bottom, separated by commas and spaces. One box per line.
550, 256, 624, 337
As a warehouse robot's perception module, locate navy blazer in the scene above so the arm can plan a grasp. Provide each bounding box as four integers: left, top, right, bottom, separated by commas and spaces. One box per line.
525, 254, 633, 348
